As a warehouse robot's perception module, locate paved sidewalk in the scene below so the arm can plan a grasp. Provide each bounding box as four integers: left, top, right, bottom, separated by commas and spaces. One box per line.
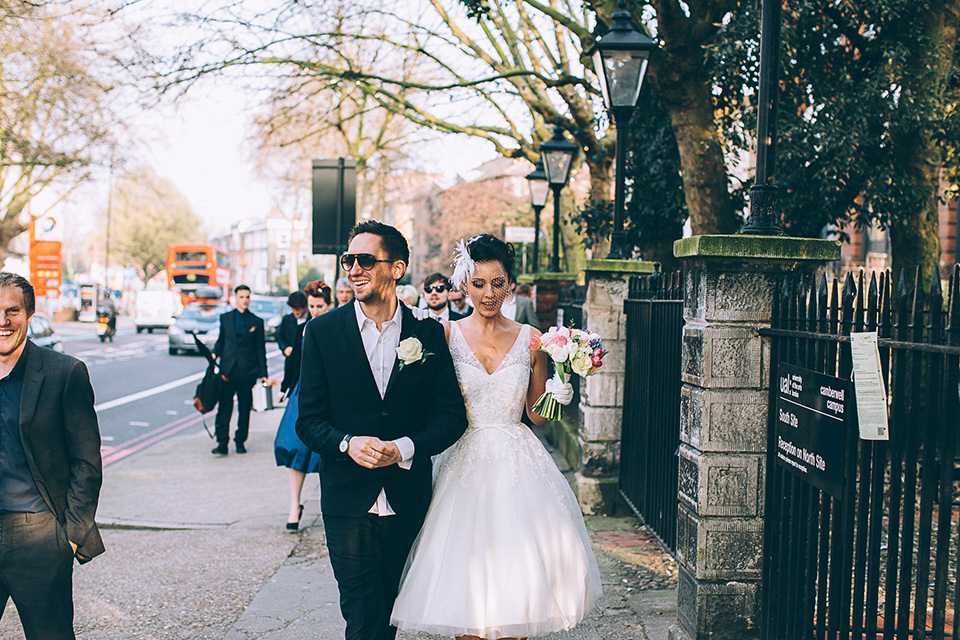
0, 405, 677, 639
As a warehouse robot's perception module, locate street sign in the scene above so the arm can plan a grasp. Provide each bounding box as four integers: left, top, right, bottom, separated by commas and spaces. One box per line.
505, 226, 536, 243
312, 158, 356, 255
774, 363, 848, 499
30, 240, 62, 298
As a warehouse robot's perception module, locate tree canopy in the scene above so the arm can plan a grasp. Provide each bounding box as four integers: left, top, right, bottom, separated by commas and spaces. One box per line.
712, 0, 959, 276
0, 1, 124, 262
102, 166, 204, 287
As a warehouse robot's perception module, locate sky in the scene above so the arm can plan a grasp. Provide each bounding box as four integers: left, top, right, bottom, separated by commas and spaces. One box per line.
126, 83, 499, 237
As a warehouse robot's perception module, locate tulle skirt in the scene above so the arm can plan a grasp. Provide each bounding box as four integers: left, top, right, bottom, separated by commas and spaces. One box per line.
391, 423, 602, 639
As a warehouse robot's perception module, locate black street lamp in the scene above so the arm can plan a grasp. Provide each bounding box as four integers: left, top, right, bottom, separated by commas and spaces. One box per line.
525, 159, 550, 273
540, 125, 577, 272
588, 0, 657, 259
740, 0, 784, 235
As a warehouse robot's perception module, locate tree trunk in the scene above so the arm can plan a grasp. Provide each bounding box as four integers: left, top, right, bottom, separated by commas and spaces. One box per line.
582, 154, 614, 258
888, 0, 958, 279
653, 57, 739, 236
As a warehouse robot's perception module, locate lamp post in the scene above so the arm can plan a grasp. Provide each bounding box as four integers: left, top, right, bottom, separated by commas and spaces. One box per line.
540, 125, 577, 272
588, 0, 657, 260
740, 0, 784, 235
525, 159, 549, 273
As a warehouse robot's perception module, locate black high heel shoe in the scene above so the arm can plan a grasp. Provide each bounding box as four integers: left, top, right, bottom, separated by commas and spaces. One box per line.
286, 504, 304, 531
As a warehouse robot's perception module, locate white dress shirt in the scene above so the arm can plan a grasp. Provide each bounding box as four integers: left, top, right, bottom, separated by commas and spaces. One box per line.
427, 306, 450, 321
355, 301, 415, 516
500, 295, 517, 321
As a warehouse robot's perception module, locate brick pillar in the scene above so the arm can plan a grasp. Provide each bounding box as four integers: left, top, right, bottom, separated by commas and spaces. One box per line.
576, 259, 654, 515
670, 236, 839, 640
529, 273, 577, 330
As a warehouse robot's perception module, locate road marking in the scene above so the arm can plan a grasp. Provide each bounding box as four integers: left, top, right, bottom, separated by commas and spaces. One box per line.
101, 413, 205, 467
165, 410, 178, 415
95, 372, 205, 412
129, 421, 150, 427
102, 436, 115, 441
94, 350, 282, 413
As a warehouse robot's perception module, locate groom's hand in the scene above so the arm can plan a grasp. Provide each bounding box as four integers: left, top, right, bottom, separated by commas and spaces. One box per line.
348, 436, 402, 468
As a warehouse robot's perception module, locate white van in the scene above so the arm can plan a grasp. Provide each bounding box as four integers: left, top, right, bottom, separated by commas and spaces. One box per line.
135, 290, 183, 333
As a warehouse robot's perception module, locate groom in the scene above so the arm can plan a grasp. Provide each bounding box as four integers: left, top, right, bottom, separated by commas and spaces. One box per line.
297, 220, 468, 640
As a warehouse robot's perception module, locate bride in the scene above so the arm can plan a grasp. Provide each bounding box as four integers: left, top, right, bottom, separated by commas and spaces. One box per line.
391, 234, 601, 640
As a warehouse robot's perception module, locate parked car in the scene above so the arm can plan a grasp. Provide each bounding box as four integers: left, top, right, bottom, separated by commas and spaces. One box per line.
249, 296, 288, 341
168, 302, 230, 355
135, 290, 183, 333
28, 313, 64, 352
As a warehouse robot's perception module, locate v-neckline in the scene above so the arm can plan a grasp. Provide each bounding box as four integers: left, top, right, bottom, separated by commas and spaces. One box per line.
454, 322, 525, 376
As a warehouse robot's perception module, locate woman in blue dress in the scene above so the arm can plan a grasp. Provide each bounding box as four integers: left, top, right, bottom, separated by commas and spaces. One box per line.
274, 280, 332, 530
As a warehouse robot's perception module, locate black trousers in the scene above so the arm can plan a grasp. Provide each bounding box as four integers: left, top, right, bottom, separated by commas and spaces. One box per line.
0, 511, 75, 639
323, 513, 422, 640
214, 374, 255, 446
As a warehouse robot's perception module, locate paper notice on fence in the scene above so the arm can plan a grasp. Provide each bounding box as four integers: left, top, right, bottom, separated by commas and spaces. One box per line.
850, 332, 889, 440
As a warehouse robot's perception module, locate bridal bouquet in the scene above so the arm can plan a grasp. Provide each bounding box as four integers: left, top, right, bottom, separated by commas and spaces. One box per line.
529, 326, 607, 420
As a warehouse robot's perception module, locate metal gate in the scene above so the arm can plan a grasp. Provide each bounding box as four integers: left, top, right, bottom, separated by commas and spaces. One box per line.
759, 267, 960, 639
620, 267, 683, 553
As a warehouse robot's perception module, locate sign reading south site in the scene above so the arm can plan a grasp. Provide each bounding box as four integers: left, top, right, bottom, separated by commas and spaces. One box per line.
775, 363, 848, 499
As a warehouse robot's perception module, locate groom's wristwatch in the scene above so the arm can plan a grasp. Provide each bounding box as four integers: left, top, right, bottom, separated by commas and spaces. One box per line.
339, 434, 353, 453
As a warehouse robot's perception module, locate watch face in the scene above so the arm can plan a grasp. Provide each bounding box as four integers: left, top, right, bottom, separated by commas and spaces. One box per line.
339, 440, 347, 452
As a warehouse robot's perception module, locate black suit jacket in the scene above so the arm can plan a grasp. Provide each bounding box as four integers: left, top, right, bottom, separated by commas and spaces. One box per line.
277, 313, 306, 391
213, 309, 268, 381
19, 340, 104, 563
296, 301, 468, 519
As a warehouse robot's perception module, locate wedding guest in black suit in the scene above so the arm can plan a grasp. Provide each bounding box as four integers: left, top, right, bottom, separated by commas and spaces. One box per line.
448, 287, 472, 316
212, 284, 267, 455
421, 273, 466, 322
297, 221, 468, 640
0, 272, 104, 639
277, 290, 309, 395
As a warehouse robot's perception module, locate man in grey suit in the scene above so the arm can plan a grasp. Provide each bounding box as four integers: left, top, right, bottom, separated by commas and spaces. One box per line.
501, 278, 540, 329
0, 272, 104, 638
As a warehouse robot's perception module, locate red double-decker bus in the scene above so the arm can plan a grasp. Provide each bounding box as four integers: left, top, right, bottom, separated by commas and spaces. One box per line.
166, 244, 231, 305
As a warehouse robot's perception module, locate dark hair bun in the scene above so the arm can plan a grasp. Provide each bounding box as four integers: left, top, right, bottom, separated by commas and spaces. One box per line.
467, 234, 516, 282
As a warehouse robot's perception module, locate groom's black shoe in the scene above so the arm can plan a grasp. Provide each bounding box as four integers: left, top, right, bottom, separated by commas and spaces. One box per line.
236, 443, 247, 454
211, 444, 228, 455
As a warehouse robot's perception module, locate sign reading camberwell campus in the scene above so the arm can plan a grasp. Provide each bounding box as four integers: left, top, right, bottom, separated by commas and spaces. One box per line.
774, 363, 849, 499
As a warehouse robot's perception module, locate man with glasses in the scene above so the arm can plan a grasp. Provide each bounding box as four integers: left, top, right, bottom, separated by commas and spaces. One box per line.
297, 220, 467, 640
420, 273, 466, 322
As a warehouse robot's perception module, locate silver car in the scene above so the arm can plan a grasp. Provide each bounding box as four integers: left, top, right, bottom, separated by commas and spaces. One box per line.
28, 313, 64, 352
168, 303, 230, 355
249, 296, 288, 341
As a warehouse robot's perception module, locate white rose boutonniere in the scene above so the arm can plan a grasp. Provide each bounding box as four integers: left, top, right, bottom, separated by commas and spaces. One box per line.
396, 336, 433, 370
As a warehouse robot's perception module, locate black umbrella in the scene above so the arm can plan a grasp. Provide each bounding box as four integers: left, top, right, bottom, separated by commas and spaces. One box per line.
193, 332, 216, 365
192, 332, 218, 439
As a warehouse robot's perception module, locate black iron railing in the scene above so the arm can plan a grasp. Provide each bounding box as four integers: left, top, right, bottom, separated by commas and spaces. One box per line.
760, 266, 960, 639
620, 267, 684, 553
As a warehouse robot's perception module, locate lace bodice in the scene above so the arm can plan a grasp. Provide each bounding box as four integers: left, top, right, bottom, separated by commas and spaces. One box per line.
449, 322, 531, 428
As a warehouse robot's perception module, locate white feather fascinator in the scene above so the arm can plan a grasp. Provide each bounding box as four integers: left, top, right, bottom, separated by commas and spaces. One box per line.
450, 237, 477, 290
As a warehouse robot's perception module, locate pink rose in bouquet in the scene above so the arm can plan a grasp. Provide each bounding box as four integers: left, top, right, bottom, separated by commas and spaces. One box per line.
529, 326, 608, 420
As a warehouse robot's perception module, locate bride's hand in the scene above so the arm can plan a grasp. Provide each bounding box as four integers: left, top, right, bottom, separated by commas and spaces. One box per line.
545, 373, 574, 406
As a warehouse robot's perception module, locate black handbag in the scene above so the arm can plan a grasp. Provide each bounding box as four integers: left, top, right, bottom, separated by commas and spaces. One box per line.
193, 361, 221, 414
191, 334, 221, 438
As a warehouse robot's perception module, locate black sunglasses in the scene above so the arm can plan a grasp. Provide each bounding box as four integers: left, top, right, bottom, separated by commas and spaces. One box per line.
424, 284, 448, 294
340, 253, 394, 271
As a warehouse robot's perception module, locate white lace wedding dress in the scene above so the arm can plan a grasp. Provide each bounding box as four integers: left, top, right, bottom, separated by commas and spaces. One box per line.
391, 323, 602, 639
